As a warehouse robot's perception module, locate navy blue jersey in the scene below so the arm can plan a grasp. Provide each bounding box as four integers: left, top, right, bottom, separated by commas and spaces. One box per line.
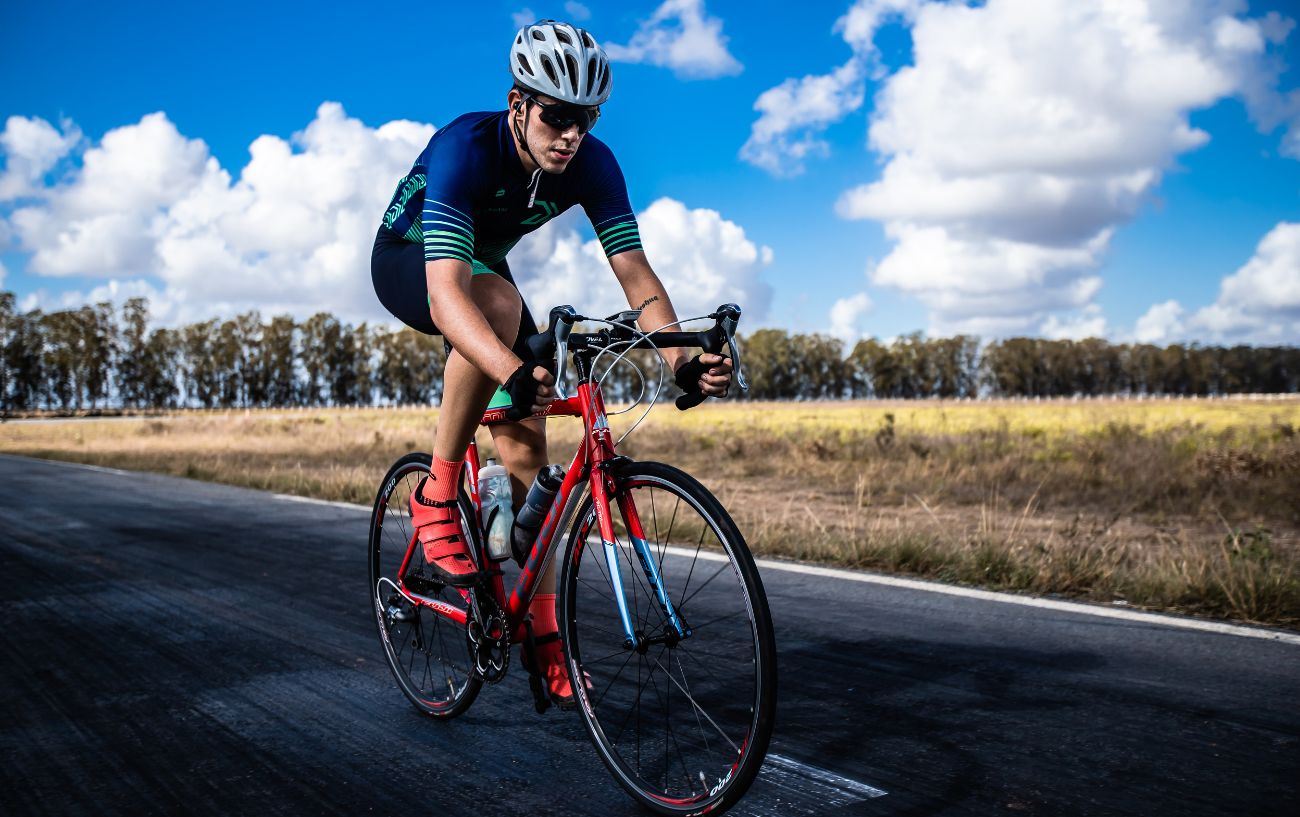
380, 110, 642, 269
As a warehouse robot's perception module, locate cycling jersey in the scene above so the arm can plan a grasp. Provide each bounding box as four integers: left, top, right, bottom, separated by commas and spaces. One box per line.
378, 110, 644, 266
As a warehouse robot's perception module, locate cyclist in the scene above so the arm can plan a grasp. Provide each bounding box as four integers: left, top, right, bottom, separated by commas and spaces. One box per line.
371, 19, 732, 708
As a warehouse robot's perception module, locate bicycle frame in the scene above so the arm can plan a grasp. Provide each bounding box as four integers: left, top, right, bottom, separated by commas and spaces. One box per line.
393, 375, 690, 650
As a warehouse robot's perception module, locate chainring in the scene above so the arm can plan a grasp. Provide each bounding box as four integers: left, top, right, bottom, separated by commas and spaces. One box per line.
466, 589, 511, 684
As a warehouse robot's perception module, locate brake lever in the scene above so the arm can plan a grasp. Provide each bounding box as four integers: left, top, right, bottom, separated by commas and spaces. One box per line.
714, 304, 748, 392
552, 306, 578, 400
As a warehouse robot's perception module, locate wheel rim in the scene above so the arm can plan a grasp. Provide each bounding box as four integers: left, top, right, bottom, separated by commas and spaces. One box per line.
566, 475, 767, 808
370, 461, 476, 712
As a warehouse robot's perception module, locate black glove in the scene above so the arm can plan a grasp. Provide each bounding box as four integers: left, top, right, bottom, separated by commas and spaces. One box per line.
503, 362, 550, 421
674, 355, 710, 411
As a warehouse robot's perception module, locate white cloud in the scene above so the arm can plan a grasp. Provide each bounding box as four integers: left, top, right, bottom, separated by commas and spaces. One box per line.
1187, 221, 1300, 341
740, 0, 919, 175
512, 8, 536, 29
512, 197, 772, 323
565, 1, 591, 21
7, 104, 434, 325
741, 61, 865, 176
829, 291, 873, 342
604, 0, 742, 79
784, 0, 1300, 337
1134, 300, 1185, 343
0, 115, 82, 201
1041, 305, 1106, 340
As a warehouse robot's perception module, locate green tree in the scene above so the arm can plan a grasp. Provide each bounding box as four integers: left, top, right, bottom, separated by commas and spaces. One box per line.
261, 315, 298, 406
117, 298, 150, 408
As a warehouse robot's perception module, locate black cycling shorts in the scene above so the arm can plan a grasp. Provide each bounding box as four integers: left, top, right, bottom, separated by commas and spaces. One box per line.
371, 225, 538, 358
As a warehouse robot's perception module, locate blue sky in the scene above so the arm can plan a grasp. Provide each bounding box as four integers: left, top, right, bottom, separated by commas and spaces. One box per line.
1, 0, 1298, 344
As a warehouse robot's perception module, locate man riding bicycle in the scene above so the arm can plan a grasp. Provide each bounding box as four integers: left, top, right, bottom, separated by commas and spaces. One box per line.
371, 19, 732, 709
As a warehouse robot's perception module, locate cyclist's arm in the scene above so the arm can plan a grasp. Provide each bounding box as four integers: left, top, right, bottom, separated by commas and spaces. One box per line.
608, 249, 732, 396
425, 258, 521, 384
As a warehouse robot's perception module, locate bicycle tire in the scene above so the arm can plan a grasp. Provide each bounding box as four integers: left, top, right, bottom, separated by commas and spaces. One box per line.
559, 461, 777, 816
369, 452, 482, 718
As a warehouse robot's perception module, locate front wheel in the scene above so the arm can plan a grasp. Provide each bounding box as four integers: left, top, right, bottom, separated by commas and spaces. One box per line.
560, 461, 777, 816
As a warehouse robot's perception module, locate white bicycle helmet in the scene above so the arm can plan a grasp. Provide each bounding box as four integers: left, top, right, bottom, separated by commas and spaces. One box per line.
510, 19, 612, 106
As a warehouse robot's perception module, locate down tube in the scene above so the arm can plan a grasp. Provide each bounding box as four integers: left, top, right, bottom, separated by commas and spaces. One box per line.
615, 489, 690, 639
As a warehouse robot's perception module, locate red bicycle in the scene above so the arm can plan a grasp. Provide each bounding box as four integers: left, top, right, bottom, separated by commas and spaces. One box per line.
368, 304, 776, 816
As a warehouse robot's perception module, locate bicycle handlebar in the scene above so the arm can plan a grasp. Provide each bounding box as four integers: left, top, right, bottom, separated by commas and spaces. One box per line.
525, 303, 748, 410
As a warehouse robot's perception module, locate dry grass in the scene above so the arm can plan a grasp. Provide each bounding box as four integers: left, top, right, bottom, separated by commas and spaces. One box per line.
3, 398, 1297, 628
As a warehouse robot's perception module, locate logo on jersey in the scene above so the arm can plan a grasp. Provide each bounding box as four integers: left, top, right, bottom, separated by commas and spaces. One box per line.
521, 200, 558, 226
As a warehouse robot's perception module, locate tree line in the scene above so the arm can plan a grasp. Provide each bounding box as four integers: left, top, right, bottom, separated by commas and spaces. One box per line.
1, 292, 1296, 412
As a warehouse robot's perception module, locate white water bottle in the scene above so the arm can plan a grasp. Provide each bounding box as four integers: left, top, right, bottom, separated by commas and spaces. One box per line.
477, 459, 514, 562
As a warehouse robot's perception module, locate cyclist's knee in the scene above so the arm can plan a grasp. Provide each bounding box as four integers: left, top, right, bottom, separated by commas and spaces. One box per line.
470, 274, 523, 344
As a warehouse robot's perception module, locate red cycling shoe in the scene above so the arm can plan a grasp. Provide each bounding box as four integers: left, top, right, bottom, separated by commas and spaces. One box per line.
410, 476, 481, 588
523, 593, 591, 710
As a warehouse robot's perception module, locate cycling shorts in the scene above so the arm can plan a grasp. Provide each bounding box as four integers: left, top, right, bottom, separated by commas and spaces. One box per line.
371, 225, 540, 362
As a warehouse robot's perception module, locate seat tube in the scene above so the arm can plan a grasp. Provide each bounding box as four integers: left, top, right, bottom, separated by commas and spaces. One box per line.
616, 491, 691, 639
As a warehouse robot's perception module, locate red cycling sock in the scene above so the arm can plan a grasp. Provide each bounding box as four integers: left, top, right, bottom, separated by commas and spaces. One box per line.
426, 455, 463, 502
531, 593, 558, 634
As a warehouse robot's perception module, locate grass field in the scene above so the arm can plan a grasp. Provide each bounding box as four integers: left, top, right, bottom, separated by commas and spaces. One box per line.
4, 397, 1297, 628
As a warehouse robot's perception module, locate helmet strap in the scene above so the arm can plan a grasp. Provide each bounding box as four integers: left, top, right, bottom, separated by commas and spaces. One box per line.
512, 98, 543, 174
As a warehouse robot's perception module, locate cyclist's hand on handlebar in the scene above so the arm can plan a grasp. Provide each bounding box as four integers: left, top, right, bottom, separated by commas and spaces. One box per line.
503, 362, 556, 421
674, 353, 733, 410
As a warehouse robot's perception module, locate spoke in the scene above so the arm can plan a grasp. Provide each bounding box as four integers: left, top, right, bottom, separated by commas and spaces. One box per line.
651, 656, 740, 755
656, 655, 697, 797
575, 618, 624, 640
577, 575, 616, 602
681, 562, 731, 609
677, 650, 713, 757
673, 642, 736, 695
689, 608, 747, 632
677, 524, 710, 609
594, 649, 639, 708
662, 494, 681, 555
580, 646, 633, 665
611, 645, 668, 747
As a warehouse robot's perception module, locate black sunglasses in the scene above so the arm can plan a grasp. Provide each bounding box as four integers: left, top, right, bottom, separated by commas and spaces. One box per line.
526, 94, 600, 134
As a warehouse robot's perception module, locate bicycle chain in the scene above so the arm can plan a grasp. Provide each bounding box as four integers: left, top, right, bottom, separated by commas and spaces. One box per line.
466, 585, 511, 684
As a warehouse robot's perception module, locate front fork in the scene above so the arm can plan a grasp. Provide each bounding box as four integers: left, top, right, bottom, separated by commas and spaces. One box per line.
589, 468, 692, 650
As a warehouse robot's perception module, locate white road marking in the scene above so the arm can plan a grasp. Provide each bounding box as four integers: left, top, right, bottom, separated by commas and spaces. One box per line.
663, 545, 1300, 646
0, 454, 129, 476
6, 454, 1298, 645
272, 493, 373, 512
761, 753, 887, 803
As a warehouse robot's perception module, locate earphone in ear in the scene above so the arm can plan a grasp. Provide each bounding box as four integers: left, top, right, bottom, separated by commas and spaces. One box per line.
513, 101, 522, 112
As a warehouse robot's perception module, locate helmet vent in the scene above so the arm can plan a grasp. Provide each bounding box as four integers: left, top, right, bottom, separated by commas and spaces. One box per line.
564, 53, 580, 96
582, 31, 594, 48
597, 70, 609, 97
516, 54, 533, 76
585, 58, 596, 96
532, 29, 547, 41
539, 53, 560, 86
555, 29, 572, 45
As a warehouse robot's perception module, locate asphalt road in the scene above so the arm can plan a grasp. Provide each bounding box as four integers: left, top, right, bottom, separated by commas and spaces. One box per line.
1, 454, 1297, 817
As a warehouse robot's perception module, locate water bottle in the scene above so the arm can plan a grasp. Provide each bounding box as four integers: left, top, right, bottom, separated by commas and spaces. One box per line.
477, 459, 514, 562
511, 464, 565, 566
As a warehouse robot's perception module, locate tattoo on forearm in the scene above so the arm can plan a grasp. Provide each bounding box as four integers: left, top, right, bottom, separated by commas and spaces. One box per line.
637, 295, 660, 310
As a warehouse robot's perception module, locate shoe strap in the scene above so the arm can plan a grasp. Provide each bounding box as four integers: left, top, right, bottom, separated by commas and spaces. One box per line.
424, 539, 471, 559
413, 477, 460, 509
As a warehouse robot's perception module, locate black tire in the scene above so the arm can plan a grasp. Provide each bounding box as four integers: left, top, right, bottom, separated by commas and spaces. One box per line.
559, 461, 777, 816
369, 452, 482, 718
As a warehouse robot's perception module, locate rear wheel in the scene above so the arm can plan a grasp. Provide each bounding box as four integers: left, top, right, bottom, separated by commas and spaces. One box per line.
369, 452, 482, 718
560, 461, 776, 816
